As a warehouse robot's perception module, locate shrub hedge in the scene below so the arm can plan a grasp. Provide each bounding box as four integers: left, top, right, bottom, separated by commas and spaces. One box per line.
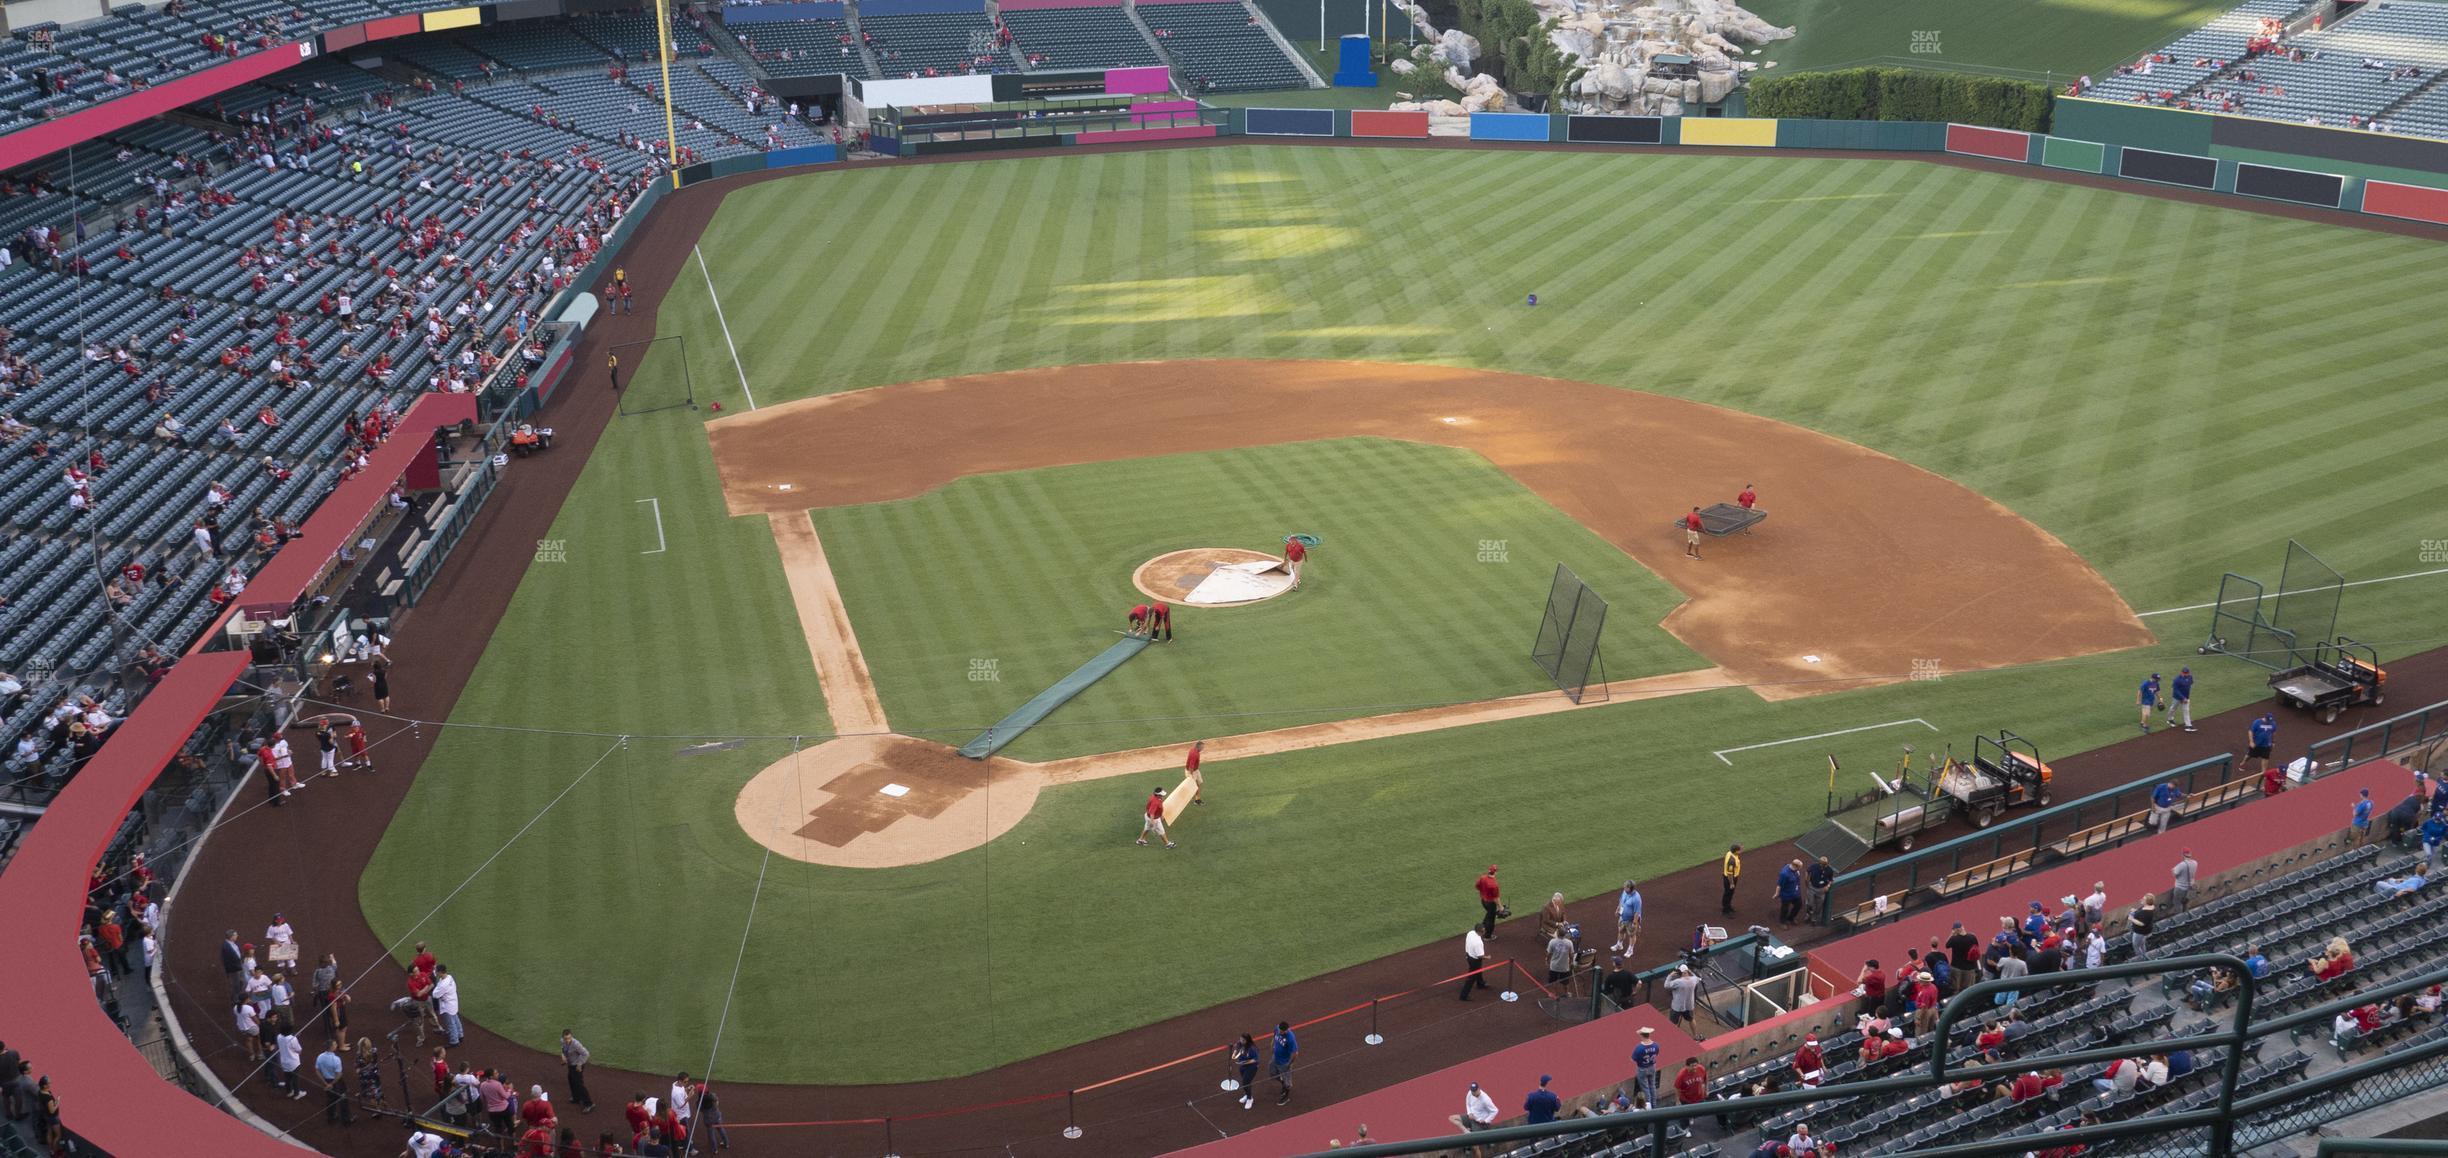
1744, 68, 2053, 133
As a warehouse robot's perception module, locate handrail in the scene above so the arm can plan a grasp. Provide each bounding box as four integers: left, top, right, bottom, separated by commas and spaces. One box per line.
2306, 698, 2448, 777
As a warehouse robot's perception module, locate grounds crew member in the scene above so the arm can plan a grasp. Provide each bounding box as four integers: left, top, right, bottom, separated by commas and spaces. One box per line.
1148, 600, 1173, 642
607, 351, 619, 391
1284, 535, 1307, 588
1684, 507, 1706, 560
1136, 786, 1174, 848
1128, 603, 1150, 635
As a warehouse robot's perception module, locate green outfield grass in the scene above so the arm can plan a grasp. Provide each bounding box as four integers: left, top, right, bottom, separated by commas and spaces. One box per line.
1738, 0, 2240, 80
363, 146, 2448, 1084
816, 437, 1702, 759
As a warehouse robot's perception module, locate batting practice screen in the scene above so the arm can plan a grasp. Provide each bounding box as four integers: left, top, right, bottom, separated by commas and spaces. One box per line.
1530, 563, 1608, 703
613, 334, 694, 416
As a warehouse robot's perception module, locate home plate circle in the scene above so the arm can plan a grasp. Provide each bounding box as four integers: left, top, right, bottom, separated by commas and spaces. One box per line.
1132, 548, 1295, 607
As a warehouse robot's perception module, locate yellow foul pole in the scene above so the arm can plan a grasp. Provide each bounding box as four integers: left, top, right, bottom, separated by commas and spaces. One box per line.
655, 0, 681, 187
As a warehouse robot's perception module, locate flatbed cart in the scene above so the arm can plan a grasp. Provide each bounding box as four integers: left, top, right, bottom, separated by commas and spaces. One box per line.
2269, 637, 2386, 724
1817, 749, 1954, 854
1936, 731, 2054, 828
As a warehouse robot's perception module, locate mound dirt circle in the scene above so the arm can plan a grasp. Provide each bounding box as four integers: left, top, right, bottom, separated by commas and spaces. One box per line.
1131, 547, 1290, 606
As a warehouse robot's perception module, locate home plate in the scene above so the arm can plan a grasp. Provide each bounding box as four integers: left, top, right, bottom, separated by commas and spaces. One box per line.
879, 783, 911, 797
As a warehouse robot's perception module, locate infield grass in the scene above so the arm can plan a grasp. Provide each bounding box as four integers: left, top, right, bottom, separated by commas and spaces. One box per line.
816, 437, 1703, 760
362, 147, 2448, 1084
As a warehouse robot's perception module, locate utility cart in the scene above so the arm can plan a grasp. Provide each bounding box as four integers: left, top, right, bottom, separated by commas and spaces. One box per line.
1935, 731, 2054, 828
2269, 637, 2386, 724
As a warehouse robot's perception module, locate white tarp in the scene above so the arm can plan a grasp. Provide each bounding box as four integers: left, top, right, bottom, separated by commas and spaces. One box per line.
1186, 558, 1293, 605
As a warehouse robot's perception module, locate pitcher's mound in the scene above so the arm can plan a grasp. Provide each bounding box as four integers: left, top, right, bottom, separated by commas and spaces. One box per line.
1134, 548, 1293, 607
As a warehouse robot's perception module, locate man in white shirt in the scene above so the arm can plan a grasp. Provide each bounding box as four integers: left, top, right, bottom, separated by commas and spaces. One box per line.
670, 1074, 694, 1129
1459, 927, 1489, 1000
2081, 883, 2108, 925
271, 738, 295, 791
432, 965, 462, 1045
1462, 1081, 1498, 1131
406, 1128, 446, 1158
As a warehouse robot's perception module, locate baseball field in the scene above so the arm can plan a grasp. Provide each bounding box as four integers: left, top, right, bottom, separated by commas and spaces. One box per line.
358, 144, 2448, 1089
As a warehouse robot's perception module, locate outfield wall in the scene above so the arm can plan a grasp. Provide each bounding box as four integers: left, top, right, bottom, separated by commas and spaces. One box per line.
661, 104, 2448, 231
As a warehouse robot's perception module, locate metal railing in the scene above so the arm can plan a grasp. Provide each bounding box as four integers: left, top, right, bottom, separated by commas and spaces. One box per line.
1821, 753, 2237, 925
2308, 699, 2448, 777
1312, 954, 2448, 1158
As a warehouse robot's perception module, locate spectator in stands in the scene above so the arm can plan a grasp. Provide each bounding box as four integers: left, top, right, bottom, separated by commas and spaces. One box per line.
1996, 1068, 2063, 1107
155, 412, 186, 440
1672, 1057, 1726, 1129
1522, 1074, 1561, 1124
2376, 863, 2428, 898
1460, 1080, 1498, 1136
1854, 958, 1885, 1016
2311, 936, 2356, 980
2170, 849, 2199, 911
1863, 1024, 1911, 1066
2423, 809, 2448, 875
2092, 1056, 2143, 1095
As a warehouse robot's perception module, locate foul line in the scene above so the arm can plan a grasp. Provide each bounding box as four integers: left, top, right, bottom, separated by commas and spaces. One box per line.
637, 497, 666, 554
694, 846, 772, 1129
694, 244, 756, 410
2135, 565, 2448, 618
1713, 717, 1939, 766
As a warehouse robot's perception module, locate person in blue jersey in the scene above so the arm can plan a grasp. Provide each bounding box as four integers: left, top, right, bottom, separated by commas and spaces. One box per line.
2248, 712, 2278, 780
2170, 667, 2196, 731
2138, 672, 2161, 733
1268, 1022, 1298, 1106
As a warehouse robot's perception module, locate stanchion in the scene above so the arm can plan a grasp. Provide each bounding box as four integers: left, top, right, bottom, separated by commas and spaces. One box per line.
1500, 960, 1521, 1003
1061, 1090, 1082, 1140
1364, 997, 1384, 1045
883, 1115, 897, 1158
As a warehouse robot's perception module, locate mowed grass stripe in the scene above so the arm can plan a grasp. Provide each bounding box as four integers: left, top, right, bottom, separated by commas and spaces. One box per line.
383, 148, 2448, 1083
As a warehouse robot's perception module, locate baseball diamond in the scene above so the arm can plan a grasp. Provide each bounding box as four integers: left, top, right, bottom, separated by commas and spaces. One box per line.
9, 4, 2448, 1155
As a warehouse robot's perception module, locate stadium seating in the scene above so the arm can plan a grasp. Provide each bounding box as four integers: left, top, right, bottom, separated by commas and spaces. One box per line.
1475, 837, 2445, 1158
729, 17, 870, 78
1002, 6, 1162, 71
2186, 2, 2448, 128
0, 15, 832, 830
2079, 0, 2306, 105
859, 10, 1013, 77
2080, 0, 2448, 138
1138, 1, 1307, 93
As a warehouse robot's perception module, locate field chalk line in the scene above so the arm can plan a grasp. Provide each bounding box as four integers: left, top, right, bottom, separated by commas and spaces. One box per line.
2134, 565, 2448, 618
1713, 718, 1939, 766
696, 845, 773, 1121
694, 244, 756, 411
637, 497, 666, 555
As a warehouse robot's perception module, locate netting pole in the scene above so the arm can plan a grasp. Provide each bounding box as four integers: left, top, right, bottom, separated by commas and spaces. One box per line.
883, 1115, 894, 1156
1364, 998, 1384, 1045
1062, 1090, 1082, 1139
